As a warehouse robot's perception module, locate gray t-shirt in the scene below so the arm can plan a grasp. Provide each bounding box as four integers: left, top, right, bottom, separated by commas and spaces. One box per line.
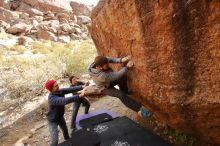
88, 57, 128, 91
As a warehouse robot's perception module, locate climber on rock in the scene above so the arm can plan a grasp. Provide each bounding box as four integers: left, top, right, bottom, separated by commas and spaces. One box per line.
88, 55, 151, 117
44, 79, 85, 146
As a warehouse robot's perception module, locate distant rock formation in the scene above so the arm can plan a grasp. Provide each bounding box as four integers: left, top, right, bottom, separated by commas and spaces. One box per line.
70, 1, 91, 16
0, 0, 93, 42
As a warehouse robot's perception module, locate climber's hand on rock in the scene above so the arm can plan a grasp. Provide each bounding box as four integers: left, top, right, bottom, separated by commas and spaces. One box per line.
126, 60, 134, 69
121, 55, 131, 63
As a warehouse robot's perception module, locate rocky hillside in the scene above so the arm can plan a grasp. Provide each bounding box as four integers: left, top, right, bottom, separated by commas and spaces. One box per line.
0, 0, 92, 43
0, 0, 97, 138
90, 0, 220, 145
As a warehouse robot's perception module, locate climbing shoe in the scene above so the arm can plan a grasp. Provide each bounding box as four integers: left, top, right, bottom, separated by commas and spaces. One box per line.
138, 107, 152, 118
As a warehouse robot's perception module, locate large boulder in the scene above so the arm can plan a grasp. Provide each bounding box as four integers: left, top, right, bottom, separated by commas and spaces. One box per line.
56, 13, 71, 21
90, 0, 220, 144
76, 15, 91, 25
16, 2, 44, 16
20, 0, 38, 7
43, 12, 57, 21
0, 20, 10, 30
60, 23, 72, 33
31, 16, 44, 24
0, 0, 10, 9
74, 27, 82, 35
21, 0, 72, 13
7, 22, 29, 34
38, 23, 58, 34
59, 18, 69, 24
37, 29, 57, 41
70, 1, 91, 16
0, 7, 19, 23
70, 33, 81, 40
41, 20, 60, 27
18, 12, 30, 21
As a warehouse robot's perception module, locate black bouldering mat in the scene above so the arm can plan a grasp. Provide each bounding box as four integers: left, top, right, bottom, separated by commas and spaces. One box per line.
58, 114, 171, 146
58, 129, 101, 146
93, 116, 171, 146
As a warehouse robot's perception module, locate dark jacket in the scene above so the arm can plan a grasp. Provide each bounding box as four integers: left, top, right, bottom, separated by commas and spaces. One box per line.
70, 81, 85, 96
72, 81, 85, 86
47, 86, 83, 122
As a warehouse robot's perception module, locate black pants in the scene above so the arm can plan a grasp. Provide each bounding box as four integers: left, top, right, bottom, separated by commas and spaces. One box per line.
71, 97, 90, 128
101, 75, 141, 112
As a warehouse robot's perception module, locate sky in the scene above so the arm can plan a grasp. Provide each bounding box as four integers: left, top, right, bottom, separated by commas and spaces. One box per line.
71, 0, 99, 6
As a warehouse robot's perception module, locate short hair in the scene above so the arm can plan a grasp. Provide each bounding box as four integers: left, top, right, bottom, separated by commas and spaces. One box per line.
69, 75, 77, 83
94, 56, 108, 67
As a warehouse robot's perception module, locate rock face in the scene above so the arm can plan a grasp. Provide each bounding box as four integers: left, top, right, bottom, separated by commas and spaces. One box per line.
0, 7, 19, 23
70, 1, 91, 16
37, 29, 57, 41
16, 2, 44, 16
76, 15, 91, 25
0, 0, 92, 42
21, 0, 72, 13
0, 0, 10, 9
0, 1, 91, 42
7, 23, 29, 34
0, 20, 10, 29
90, 0, 220, 144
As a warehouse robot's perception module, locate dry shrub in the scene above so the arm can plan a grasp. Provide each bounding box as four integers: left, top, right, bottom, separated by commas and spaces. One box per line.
0, 56, 65, 99
0, 39, 97, 103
